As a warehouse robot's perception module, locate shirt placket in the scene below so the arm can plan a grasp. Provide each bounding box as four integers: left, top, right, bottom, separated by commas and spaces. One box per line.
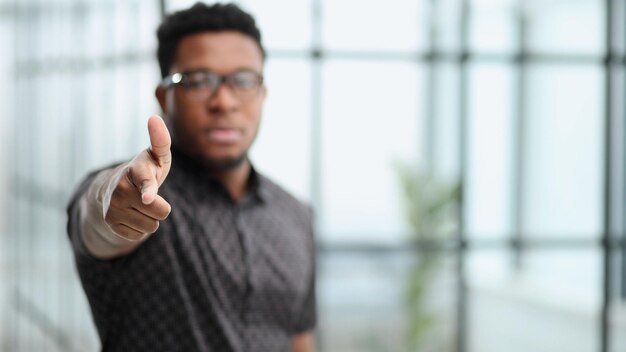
233, 204, 255, 352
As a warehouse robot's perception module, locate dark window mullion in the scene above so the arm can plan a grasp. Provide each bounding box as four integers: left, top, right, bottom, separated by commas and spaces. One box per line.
456, 0, 470, 351
425, 0, 437, 169
511, 0, 527, 272
601, 0, 615, 351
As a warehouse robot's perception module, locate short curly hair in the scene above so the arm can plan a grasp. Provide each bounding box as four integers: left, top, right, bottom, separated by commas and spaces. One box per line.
156, 2, 266, 78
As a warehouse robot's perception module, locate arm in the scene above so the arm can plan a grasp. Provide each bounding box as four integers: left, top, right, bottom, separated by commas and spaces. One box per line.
292, 332, 315, 352
79, 116, 172, 259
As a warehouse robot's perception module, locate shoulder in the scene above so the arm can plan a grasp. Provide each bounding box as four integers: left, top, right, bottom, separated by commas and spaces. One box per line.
257, 173, 314, 225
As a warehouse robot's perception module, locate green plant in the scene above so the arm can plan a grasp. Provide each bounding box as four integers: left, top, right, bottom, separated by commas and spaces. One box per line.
394, 161, 460, 352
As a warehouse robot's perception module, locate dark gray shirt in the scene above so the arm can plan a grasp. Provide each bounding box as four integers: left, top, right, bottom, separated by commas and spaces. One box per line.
67, 148, 316, 352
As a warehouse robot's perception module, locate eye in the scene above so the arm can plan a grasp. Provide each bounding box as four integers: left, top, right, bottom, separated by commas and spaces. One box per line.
183, 72, 214, 89
231, 72, 259, 90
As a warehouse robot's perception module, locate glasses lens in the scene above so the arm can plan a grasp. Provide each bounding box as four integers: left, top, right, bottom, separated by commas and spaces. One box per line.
231, 72, 260, 90
180, 72, 217, 100
227, 71, 263, 100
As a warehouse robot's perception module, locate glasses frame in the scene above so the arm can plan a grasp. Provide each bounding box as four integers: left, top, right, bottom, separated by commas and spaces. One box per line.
160, 69, 265, 101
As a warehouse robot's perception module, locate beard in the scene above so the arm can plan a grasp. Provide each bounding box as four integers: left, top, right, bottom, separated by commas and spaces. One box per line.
165, 110, 262, 175
198, 152, 248, 172
167, 117, 250, 173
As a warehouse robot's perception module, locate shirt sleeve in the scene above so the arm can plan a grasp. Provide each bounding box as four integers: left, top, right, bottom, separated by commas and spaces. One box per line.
67, 171, 97, 259
67, 167, 120, 262
66, 167, 124, 342
292, 206, 317, 334
292, 270, 317, 334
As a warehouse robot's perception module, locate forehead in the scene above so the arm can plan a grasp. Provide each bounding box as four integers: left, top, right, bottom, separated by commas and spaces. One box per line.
172, 31, 264, 73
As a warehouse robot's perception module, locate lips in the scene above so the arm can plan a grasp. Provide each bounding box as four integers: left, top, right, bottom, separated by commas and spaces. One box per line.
206, 128, 242, 143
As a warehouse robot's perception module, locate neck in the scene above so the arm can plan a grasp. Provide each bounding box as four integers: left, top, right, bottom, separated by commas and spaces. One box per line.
209, 159, 251, 203
170, 143, 253, 202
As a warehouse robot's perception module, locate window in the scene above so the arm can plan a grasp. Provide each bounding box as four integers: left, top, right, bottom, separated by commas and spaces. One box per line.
1, 0, 624, 351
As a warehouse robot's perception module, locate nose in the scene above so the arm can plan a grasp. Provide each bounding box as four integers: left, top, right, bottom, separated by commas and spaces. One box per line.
207, 83, 240, 113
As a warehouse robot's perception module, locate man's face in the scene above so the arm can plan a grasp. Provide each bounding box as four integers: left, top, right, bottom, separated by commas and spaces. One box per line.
159, 31, 266, 170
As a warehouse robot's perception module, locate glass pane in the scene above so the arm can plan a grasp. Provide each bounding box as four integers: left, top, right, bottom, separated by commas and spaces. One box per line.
467, 249, 513, 287
166, 1, 311, 51
468, 249, 600, 352
83, 3, 112, 60
433, 62, 461, 181
165, 0, 199, 13
320, 61, 425, 244
0, 16, 14, 350
3, 1, 161, 350
523, 249, 601, 304
523, 64, 603, 238
10, 54, 103, 352
319, 251, 458, 351
465, 63, 515, 239
135, 61, 163, 149
322, 0, 427, 52
84, 67, 116, 168
612, 301, 626, 352
469, 0, 518, 53
113, 0, 138, 53
434, 0, 462, 53
250, 58, 312, 202
0, 15, 14, 233
111, 65, 143, 159
135, 0, 161, 52
239, 0, 312, 51
525, 0, 605, 55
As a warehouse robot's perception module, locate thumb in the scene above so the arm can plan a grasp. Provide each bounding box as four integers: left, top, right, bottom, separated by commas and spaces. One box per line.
147, 115, 172, 183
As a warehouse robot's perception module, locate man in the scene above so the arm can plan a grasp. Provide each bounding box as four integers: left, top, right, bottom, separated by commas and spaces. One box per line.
66, 3, 316, 351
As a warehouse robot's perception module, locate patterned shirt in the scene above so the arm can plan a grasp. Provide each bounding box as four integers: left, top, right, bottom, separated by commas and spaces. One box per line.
67, 148, 317, 351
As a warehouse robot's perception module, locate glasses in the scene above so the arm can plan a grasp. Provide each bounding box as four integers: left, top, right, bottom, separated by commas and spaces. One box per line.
161, 69, 264, 102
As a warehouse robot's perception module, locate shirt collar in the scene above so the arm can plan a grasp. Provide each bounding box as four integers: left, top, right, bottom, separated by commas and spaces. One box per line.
170, 145, 270, 205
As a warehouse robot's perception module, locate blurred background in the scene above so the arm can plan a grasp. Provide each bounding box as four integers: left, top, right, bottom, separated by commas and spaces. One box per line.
1, 0, 626, 351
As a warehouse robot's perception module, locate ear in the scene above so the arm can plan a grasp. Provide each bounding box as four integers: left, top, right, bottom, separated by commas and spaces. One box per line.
155, 85, 167, 113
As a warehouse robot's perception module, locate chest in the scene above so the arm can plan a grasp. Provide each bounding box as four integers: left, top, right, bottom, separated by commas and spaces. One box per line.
164, 199, 313, 307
